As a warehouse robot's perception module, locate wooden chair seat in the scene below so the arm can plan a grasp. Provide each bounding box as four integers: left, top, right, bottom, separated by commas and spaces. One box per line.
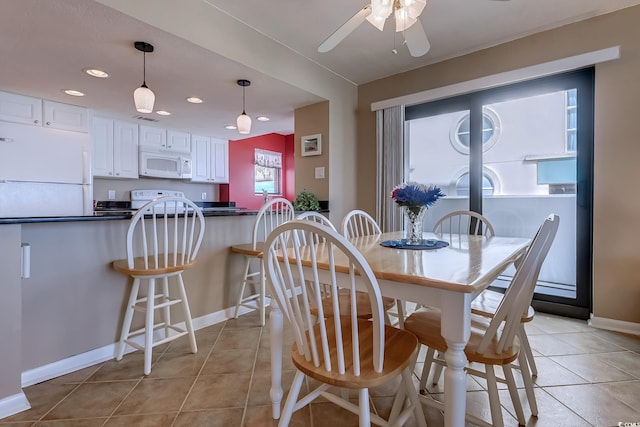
112, 256, 196, 276
293, 318, 418, 389
312, 291, 396, 319
471, 289, 535, 323
404, 309, 520, 366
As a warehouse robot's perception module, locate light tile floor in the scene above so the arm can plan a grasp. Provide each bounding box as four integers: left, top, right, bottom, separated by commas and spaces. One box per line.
2, 310, 639, 426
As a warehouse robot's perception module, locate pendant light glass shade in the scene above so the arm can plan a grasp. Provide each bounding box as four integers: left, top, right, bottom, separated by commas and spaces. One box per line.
236, 79, 251, 135
237, 112, 251, 134
134, 84, 155, 114
133, 42, 155, 114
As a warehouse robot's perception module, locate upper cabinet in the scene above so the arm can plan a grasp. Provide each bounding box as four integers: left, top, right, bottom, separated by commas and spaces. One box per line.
139, 125, 191, 153
0, 91, 42, 125
0, 91, 88, 132
43, 100, 89, 133
190, 135, 229, 183
92, 117, 138, 179
138, 125, 166, 150
167, 130, 191, 153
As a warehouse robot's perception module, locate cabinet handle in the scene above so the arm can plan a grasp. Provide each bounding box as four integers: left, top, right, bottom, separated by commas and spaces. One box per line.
46, 121, 51, 126
116, 173, 120, 176
0, 137, 14, 142
34, 119, 39, 124
109, 172, 113, 175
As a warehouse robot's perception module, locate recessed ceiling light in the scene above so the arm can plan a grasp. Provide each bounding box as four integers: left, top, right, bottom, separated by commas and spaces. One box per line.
64, 89, 85, 97
156, 110, 171, 116
186, 97, 203, 104
225, 124, 237, 130
84, 68, 110, 78
257, 116, 270, 121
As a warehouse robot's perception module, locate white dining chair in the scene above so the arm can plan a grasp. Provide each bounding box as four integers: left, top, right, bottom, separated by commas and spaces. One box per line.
264, 220, 427, 427
297, 211, 395, 321
430, 209, 540, 389
342, 209, 406, 327
112, 196, 205, 375
232, 197, 294, 326
432, 209, 495, 237
405, 214, 559, 427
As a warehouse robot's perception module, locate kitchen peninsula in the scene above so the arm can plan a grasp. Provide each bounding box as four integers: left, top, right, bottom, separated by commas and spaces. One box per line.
0, 210, 263, 418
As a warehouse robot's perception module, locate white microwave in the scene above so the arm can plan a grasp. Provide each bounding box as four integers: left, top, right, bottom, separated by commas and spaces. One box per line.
139, 148, 192, 179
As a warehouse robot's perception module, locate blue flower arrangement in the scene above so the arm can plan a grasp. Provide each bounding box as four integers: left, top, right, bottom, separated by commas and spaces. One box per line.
391, 182, 445, 215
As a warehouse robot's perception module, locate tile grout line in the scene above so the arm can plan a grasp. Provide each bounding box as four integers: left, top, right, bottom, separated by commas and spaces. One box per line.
168, 320, 227, 427
239, 322, 266, 426
35, 363, 104, 425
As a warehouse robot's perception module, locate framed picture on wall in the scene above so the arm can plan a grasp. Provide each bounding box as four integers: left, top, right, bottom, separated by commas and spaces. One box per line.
301, 134, 322, 157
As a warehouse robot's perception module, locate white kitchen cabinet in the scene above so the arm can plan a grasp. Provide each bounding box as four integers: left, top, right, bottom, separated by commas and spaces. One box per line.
43, 100, 89, 133
92, 117, 138, 179
0, 92, 88, 133
210, 137, 229, 183
139, 126, 191, 153
190, 135, 229, 183
0, 91, 42, 126
167, 130, 191, 153
139, 125, 166, 150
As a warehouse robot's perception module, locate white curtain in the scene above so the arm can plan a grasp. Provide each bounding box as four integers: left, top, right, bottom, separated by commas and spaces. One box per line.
254, 149, 282, 168
376, 105, 405, 232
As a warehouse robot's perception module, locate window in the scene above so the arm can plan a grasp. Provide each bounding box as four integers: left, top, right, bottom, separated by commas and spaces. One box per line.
254, 149, 282, 194
566, 88, 577, 152
455, 171, 496, 196
449, 108, 501, 154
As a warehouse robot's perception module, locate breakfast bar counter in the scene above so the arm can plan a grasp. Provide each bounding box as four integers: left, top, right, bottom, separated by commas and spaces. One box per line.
0, 211, 266, 418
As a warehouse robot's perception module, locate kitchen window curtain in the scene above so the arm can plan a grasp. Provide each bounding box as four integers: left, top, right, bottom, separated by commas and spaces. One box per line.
376, 105, 404, 232
254, 149, 282, 168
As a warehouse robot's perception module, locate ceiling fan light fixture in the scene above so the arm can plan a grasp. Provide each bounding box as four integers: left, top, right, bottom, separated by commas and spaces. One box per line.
394, 9, 417, 32
367, 0, 393, 30
403, 0, 426, 19
133, 41, 155, 114
236, 79, 252, 135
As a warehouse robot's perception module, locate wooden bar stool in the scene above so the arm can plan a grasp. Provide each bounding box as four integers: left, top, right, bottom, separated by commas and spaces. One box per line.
230, 197, 294, 326
112, 196, 205, 375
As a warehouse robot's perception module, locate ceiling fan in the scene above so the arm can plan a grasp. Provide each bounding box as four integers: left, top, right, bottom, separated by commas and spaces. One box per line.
318, 0, 510, 58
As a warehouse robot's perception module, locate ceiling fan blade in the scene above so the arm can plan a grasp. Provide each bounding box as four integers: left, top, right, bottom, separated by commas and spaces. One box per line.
404, 20, 430, 57
318, 5, 372, 53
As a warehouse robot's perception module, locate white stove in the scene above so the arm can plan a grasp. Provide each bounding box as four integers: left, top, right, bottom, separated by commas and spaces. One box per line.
131, 189, 187, 212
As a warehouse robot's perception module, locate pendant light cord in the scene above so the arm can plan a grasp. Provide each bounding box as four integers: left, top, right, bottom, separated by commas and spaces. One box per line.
142, 51, 147, 88
242, 85, 246, 115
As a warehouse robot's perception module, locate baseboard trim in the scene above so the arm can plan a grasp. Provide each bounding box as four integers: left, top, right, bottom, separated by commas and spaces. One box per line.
589, 315, 640, 336
0, 391, 31, 420
21, 304, 258, 388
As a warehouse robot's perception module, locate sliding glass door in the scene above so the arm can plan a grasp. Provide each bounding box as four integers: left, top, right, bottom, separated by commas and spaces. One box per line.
405, 68, 594, 318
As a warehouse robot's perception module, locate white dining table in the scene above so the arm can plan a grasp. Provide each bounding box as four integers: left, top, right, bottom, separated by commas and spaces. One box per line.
267, 230, 530, 427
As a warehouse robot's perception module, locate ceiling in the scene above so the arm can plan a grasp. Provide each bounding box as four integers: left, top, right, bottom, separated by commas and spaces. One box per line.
1, 0, 639, 140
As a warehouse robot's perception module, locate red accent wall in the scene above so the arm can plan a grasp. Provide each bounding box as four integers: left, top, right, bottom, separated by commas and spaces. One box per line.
225, 133, 295, 210
284, 134, 295, 201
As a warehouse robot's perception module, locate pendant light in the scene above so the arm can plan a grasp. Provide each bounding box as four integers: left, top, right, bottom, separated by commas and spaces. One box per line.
236, 79, 251, 135
133, 41, 155, 114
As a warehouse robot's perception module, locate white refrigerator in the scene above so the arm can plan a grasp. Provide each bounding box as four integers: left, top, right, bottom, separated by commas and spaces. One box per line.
0, 121, 92, 217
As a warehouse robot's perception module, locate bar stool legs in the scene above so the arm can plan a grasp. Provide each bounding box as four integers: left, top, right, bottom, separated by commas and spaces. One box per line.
116, 273, 197, 375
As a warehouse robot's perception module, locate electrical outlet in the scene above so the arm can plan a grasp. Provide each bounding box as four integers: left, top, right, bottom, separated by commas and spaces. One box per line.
201, 192, 207, 200
108, 190, 116, 200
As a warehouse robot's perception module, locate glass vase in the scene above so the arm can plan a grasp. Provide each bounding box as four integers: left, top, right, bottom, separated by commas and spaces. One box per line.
404, 206, 427, 245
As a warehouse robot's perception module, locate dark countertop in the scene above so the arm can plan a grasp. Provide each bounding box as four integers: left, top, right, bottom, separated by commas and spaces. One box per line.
0, 208, 330, 225
0, 209, 260, 225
